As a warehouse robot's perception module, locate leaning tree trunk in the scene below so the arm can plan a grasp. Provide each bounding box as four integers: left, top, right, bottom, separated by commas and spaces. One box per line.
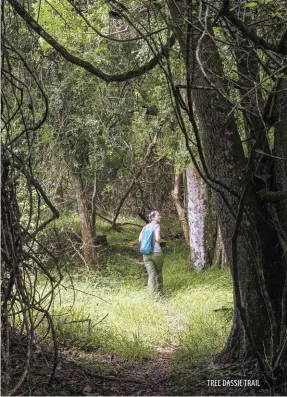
186, 163, 216, 270
72, 172, 94, 265
171, 172, 190, 245
167, 1, 286, 366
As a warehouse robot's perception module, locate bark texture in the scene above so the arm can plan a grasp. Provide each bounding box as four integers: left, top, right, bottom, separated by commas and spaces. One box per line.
186, 163, 216, 270
171, 173, 190, 245
274, 78, 287, 237
167, 1, 287, 364
273, 78, 287, 345
213, 223, 228, 268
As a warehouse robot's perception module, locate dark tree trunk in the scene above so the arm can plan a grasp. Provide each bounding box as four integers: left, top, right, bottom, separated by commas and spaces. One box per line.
273, 78, 287, 346
167, 1, 287, 365
171, 172, 190, 246
274, 78, 287, 236
91, 173, 97, 238
213, 223, 228, 268
234, 13, 265, 155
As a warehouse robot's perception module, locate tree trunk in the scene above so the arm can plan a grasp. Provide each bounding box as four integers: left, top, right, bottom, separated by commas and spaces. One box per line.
234, 13, 265, 155
274, 78, 287, 237
91, 172, 97, 238
167, 1, 286, 365
273, 78, 287, 346
72, 172, 94, 265
213, 223, 228, 268
171, 172, 189, 245
186, 163, 216, 270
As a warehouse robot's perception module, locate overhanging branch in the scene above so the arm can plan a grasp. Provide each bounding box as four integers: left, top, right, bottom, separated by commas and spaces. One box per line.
66, 0, 168, 43
7, 0, 175, 82
221, 1, 287, 55
259, 190, 287, 202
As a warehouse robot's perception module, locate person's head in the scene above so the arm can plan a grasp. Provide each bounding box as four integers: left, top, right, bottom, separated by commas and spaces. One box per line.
148, 210, 161, 223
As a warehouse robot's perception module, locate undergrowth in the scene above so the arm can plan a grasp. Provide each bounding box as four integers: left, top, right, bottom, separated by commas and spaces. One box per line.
40, 217, 233, 367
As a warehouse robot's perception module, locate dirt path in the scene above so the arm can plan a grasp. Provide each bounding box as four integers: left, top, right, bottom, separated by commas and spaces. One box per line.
29, 346, 178, 396
25, 346, 278, 396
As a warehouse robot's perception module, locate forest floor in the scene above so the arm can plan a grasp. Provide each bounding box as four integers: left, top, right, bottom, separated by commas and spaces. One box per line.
14, 219, 286, 396
24, 343, 281, 396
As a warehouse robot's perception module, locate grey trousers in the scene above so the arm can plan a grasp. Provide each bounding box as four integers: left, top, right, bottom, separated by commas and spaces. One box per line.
143, 252, 164, 296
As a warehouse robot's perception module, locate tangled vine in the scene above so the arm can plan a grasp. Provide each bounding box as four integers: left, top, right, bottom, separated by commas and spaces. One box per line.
1, 5, 62, 395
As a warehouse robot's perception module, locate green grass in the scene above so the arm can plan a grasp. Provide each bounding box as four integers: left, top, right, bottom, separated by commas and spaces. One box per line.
41, 217, 233, 366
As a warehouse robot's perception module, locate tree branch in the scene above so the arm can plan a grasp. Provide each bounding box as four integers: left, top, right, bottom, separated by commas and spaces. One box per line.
111, 130, 160, 229
259, 190, 287, 202
7, 0, 175, 82
66, 0, 168, 43
221, 5, 287, 55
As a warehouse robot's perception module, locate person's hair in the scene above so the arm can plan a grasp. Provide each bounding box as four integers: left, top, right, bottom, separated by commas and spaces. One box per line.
148, 210, 158, 222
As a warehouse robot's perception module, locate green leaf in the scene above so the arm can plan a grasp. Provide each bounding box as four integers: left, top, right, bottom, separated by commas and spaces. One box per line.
245, 2, 258, 8
274, 73, 285, 79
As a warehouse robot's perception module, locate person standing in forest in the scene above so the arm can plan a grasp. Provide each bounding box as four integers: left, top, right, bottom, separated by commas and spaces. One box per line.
139, 211, 165, 297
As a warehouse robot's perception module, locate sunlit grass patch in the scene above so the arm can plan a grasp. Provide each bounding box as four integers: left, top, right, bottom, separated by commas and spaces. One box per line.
173, 312, 230, 371
40, 219, 233, 364
172, 302, 232, 367
51, 278, 172, 360
162, 259, 233, 366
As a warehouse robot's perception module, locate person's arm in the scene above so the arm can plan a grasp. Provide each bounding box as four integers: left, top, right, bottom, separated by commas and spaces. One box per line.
139, 229, 143, 242
154, 225, 164, 243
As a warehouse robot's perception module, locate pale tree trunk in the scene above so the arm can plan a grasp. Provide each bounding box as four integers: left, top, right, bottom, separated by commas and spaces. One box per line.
72, 172, 94, 265
171, 172, 189, 245
186, 163, 216, 271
